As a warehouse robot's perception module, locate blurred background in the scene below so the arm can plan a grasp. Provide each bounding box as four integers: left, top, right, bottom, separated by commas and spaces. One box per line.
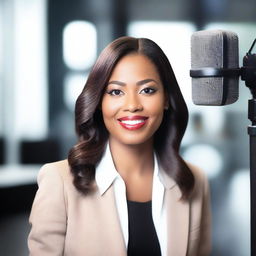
0, 0, 254, 255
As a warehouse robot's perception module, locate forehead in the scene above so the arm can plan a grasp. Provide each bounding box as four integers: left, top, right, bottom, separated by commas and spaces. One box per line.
109, 53, 161, 83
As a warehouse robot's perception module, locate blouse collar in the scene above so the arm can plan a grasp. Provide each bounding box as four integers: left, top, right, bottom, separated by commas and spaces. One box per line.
95, 142, 176, 196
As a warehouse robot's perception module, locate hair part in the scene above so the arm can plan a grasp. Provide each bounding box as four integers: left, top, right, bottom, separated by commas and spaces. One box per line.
68, 36, 194, 200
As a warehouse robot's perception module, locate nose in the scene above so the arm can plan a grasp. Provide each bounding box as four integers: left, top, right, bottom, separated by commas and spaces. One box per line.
124, 94, 143, 113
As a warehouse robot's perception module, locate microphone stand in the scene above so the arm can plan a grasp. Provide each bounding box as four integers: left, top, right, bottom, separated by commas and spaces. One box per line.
248, 97, 256, 256
241, 38, 256, 256
190, 35, 256, 255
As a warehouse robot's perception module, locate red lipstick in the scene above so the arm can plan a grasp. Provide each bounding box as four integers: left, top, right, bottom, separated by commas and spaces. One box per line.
117, 116, 148, 130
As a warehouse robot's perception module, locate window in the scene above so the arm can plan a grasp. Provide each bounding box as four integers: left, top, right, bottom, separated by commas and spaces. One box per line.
63, 21, 97, 70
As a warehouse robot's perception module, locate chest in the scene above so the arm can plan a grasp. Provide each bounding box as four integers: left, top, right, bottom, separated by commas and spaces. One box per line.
62, 184, 202, 256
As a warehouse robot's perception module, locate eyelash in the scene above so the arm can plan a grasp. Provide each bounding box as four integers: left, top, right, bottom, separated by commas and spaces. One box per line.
140, 87, 156, 94
106, 89, 123, 96
106, 87, 157, 96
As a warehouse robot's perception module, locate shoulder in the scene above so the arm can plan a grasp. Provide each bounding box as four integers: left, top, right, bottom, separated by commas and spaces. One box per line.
186, 162, 210, 199
41, 159, 69, 171
37, 159, 72, 185
187, 162, 208, 184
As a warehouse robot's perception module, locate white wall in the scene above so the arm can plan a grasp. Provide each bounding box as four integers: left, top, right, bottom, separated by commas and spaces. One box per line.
1, 0, 48, 163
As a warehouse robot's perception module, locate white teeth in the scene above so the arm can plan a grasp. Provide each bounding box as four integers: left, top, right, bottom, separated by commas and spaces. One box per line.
120, 120, 145, 125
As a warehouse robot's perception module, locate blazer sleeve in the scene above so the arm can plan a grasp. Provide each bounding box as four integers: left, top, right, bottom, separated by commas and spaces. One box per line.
197, 171, 212, 256
28, 163, 67, 256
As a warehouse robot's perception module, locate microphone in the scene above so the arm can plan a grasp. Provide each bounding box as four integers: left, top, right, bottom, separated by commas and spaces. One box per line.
190, 30, 240, 106
190, 30, 256, 256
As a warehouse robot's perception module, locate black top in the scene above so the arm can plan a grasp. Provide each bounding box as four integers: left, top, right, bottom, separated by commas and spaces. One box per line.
127, 200, 161, 256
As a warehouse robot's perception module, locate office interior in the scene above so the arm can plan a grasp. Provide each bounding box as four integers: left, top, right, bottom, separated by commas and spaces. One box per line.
0, 0, 255, 255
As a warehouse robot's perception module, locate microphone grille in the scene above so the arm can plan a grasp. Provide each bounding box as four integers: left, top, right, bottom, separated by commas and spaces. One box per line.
191, 30, 239, 105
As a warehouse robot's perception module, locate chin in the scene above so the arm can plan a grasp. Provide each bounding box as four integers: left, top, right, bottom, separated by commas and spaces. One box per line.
110, 133, 154, 147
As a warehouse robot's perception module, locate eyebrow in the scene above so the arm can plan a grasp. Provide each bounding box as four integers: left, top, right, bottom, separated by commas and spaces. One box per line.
108, 79, 158, 86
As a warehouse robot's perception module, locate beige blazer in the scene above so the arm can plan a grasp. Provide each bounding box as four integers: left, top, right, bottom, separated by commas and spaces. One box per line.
28, 160, 211, 256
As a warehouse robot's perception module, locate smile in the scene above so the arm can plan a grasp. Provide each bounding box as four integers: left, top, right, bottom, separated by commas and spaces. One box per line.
117, 116, 148, 130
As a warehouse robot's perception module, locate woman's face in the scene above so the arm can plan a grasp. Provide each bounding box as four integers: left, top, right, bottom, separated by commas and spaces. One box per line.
101, 53, 167, 147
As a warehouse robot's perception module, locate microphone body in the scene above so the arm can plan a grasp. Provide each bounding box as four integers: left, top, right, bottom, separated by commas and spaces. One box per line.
191, 30, 239, 106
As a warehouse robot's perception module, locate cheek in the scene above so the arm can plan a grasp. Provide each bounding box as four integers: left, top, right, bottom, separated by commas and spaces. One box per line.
148, 97, 165, 127
152, 105, 165, 116
146, 95, 165, 116
154, 109, 165, 128
101, 97, 121, 120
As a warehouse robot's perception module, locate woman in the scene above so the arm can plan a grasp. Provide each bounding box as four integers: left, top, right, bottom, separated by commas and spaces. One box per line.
28, 36, 211, 256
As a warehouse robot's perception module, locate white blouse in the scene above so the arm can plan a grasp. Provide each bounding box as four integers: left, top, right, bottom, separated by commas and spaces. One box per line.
95, 143, 167, 256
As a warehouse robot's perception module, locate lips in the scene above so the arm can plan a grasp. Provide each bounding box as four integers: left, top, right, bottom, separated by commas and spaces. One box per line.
117, 116, 148, 130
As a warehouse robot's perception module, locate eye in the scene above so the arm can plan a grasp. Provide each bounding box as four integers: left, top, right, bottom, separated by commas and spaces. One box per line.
140, 87, 156, 95
107, 89, 124, 96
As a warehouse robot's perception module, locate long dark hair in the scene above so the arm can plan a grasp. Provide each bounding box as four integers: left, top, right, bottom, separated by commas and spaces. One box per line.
68, 36, 194, 200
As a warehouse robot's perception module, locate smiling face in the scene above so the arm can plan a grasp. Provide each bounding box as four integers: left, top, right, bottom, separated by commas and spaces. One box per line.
101, 53, 168, 147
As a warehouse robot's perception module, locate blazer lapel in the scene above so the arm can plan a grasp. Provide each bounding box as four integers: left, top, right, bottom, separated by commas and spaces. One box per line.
165, 186, 189, 256
90, 185, 127, 256
159, 168, 189, 256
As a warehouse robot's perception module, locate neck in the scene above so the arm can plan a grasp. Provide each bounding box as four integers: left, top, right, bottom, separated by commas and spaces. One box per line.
109, 138, 154, 179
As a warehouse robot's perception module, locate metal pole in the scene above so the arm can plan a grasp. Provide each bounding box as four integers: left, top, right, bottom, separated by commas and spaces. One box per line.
248, 99, 256, 256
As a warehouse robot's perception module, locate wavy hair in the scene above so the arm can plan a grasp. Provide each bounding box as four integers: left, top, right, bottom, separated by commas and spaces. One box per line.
68, 36, 194, 200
